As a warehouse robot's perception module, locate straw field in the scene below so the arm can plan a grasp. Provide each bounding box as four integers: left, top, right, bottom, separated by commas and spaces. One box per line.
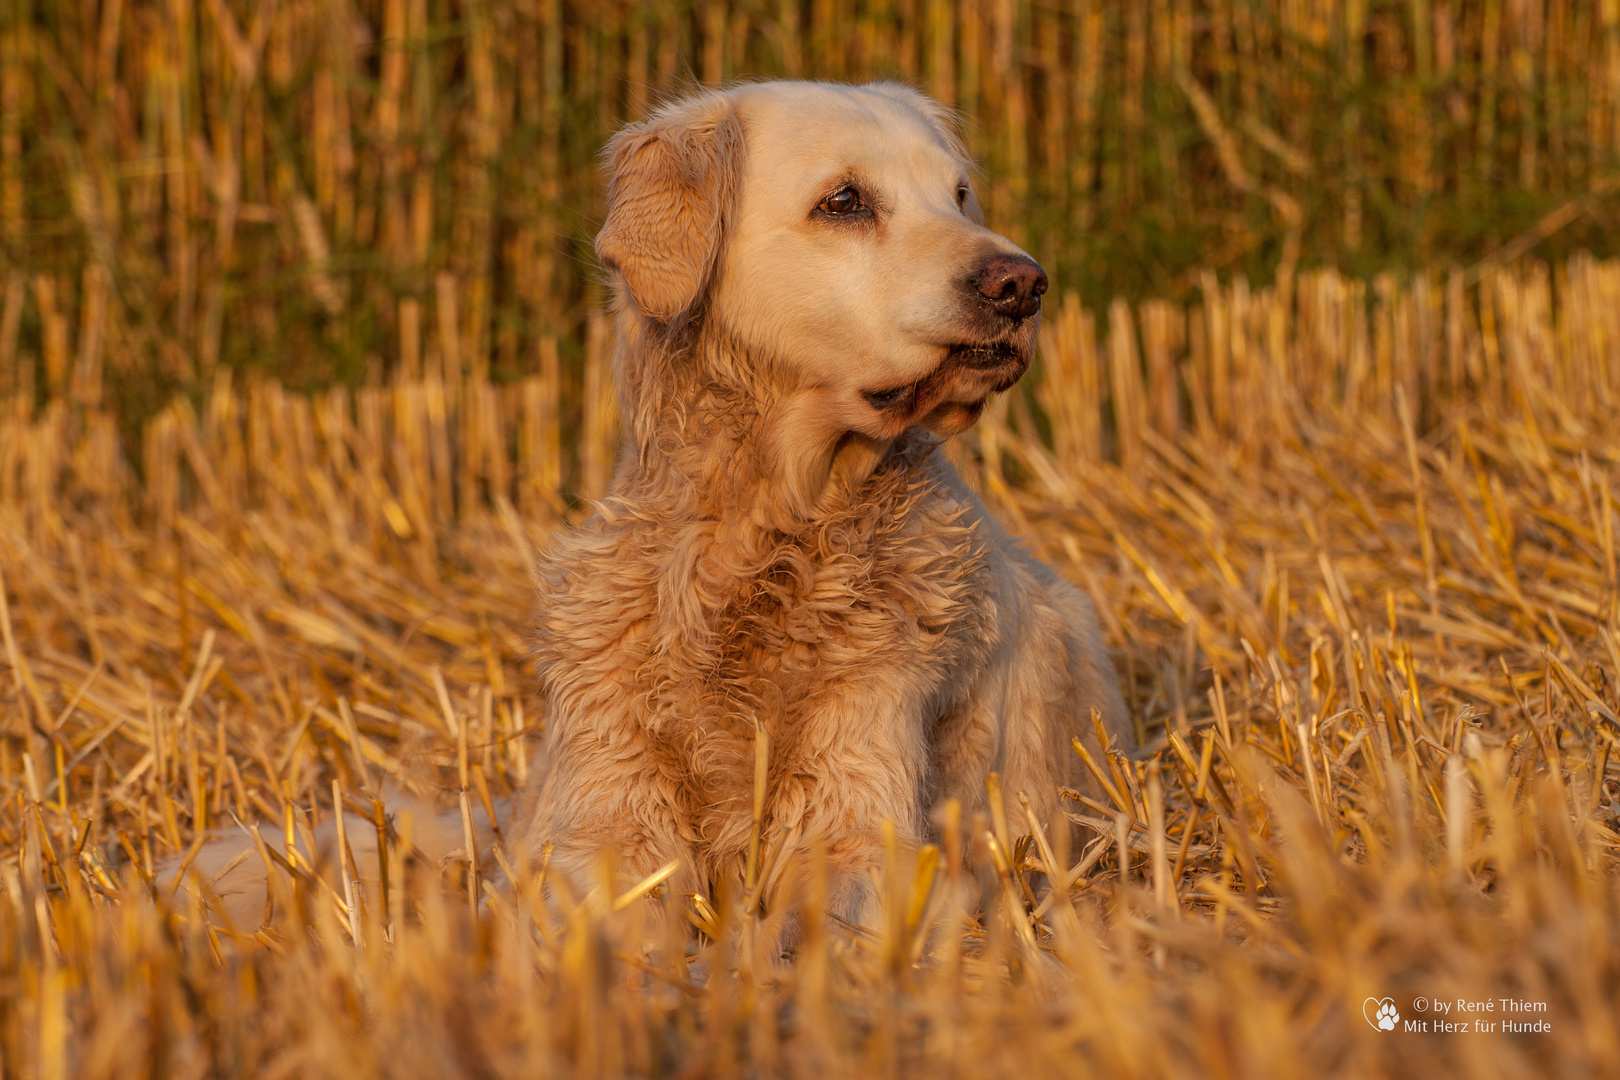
2, 254, 1619, 1077
5, 0, 1620, 1075
4, 0, 1620, 417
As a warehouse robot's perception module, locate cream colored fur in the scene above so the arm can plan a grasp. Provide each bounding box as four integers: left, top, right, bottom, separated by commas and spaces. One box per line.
530, 81, 1130, 925
167, 80, 1130, 933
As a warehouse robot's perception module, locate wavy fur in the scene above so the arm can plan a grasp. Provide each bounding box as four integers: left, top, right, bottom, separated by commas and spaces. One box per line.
168, 81, 1130, 935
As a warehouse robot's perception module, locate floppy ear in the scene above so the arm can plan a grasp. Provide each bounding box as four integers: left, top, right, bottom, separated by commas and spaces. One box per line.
595, 94, 743, 322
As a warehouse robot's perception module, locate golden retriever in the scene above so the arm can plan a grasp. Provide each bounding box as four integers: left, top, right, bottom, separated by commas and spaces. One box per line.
522, 80, 1129, 924
171, 80, 1129, 932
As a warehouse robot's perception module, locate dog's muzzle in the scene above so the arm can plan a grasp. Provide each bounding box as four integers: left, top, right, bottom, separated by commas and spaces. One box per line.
969, 253, 1047, 323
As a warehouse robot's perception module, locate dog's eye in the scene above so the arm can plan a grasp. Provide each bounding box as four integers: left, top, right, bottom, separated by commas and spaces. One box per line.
956, 185, 970, 211
818, 186, 863, 215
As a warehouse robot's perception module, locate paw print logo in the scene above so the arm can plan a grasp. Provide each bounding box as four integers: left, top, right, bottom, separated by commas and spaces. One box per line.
1363, 997, 1401, 1031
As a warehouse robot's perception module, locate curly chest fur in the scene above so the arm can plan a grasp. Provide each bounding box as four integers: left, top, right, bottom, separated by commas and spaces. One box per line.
530, 446, 995, 821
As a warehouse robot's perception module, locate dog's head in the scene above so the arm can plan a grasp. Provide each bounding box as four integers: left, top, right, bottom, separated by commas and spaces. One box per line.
596, 81, 1045, 476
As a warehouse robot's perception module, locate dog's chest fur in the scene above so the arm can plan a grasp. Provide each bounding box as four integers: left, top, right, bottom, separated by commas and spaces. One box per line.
531, 435, 995, 849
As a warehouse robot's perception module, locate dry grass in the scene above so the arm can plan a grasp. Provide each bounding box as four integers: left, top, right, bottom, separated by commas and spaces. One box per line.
1, 256, 1618, 1077
5, 0, 1620, 408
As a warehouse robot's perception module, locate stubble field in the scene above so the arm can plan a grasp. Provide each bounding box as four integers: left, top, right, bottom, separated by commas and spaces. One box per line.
2, 258, 1619, 1078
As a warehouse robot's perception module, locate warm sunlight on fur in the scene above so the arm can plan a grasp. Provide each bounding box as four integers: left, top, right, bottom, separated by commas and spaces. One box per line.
164, 81, 1129, 937
15, 4, 1620, 1071
531, 81, 1129, 927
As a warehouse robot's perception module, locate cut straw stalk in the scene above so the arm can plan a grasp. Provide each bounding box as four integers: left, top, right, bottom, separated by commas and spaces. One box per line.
332, 778, 363, 948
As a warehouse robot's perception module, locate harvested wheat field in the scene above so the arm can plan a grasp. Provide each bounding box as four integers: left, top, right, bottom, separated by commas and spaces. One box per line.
1, 259, 1617, 1078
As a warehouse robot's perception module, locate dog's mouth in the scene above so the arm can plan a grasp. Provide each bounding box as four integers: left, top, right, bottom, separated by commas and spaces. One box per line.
859, 340, 1031, 414
858, 339, 1033, 433
860, 384, 914, 411
944, 341, 1025, 371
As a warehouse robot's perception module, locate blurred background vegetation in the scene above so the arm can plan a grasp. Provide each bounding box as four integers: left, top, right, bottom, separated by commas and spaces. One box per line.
1, 0, 1618, 425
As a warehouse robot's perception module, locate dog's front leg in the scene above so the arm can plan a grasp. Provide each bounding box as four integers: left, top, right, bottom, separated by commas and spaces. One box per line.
519, 721, 697, 915
772, 695, 930, 936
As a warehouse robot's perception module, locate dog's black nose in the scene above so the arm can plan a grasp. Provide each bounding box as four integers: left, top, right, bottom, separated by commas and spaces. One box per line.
972, 254, 1048, 320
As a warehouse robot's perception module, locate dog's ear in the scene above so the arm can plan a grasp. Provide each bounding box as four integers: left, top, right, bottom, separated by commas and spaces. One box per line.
595, 94, 743, 322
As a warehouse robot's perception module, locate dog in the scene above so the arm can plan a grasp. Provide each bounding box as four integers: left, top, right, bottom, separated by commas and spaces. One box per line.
169, 80, 1130, 933
520, 80, 1130, 924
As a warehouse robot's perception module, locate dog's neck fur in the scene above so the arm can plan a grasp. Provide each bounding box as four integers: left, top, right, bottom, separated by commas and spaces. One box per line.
609, 306, 925, 533
528, 303, 991, 881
